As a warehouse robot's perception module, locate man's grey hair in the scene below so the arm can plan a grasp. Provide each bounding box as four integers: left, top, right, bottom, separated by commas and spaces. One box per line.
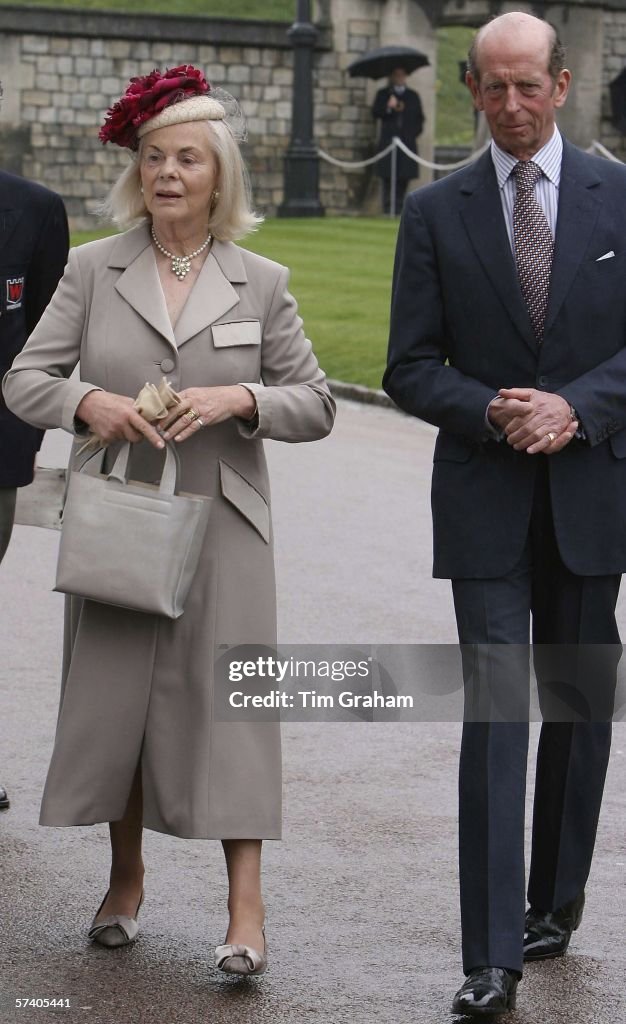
467, 20, 566, 84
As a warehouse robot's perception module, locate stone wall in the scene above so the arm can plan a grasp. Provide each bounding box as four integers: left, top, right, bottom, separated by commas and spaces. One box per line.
315, 2, 386, 214
602, 5, 626, 158
0, 2, 439, 228
0, 8, 312, 228
0, 3, 389, 228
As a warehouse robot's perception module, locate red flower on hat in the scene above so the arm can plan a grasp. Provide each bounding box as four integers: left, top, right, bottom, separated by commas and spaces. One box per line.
99, 64, 210, 148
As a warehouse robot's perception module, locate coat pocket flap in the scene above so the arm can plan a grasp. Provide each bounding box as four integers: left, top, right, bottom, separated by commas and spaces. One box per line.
609, 430, 626, 458
213, 320, 261, 347
433, 432, 476, 463
219, 460, 270, 543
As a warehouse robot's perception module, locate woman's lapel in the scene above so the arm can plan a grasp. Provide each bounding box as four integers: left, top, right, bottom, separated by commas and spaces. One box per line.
174, 240, 245, 348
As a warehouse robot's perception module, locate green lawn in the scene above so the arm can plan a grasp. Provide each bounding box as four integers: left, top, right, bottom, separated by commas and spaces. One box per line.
435, 25, 476, 147
72, 217, 397, 389
5, 0, 293, 17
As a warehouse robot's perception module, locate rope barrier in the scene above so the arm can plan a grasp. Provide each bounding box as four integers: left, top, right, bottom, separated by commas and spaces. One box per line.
318, 137, 623, 173
588, 139, 623, 163
393, 136, 490, 170
318, 136, 489, 173
317, 141, 396, 169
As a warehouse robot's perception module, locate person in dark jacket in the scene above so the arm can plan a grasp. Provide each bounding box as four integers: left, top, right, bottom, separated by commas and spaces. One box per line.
0, 116, 69, 814
0, 168, 69, 563
372, 67, 424, 214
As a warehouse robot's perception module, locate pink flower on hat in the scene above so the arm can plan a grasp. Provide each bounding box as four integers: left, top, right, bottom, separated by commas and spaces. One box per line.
99, 64, 210, 148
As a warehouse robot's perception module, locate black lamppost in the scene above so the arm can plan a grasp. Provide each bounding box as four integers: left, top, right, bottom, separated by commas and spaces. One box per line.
278, 0, 324, 217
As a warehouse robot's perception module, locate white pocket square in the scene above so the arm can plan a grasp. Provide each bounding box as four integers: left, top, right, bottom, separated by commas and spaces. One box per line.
596, 250, 615, 261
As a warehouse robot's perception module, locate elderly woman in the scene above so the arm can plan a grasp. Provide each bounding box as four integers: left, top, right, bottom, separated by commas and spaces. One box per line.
3, 66, 335, 974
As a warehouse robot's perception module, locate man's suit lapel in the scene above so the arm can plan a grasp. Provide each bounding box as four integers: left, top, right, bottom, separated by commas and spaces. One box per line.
544, 140, 602, 335
459, 153, 537, 353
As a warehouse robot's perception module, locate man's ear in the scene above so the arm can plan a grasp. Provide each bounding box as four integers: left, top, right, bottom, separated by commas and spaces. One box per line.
553, 68, 571, 109
466, 72, 483, 111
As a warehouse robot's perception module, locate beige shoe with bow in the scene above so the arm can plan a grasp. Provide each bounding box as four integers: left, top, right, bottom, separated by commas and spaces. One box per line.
88, 891, 144, 948
215, 927, 267, 976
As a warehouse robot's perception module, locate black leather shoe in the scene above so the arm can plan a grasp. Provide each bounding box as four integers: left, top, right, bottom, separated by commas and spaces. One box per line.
523, 890, 585, 961
452, 967, 518, 1016
0, 785, 9, 810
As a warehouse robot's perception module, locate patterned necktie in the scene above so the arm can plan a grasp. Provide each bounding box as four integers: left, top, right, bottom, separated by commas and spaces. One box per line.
513, 160, 554, 340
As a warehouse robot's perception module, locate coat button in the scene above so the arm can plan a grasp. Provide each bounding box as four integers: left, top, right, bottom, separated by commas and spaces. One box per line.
537, 375, 548, 387
160, 357, 175, 373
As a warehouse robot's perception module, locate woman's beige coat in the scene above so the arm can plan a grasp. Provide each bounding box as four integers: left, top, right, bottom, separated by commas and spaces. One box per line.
3, 223, 335, 839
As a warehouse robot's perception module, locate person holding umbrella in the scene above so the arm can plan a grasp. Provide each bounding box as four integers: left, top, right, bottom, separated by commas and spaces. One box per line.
372, 67, 424, 214
349, 46, 429, 216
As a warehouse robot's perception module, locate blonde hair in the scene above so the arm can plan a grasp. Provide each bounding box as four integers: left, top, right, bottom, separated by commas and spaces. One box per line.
100, 119, 263, 240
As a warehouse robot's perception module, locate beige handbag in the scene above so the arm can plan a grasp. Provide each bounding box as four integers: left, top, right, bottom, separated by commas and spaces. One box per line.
14, 467, 66, 530
14, 379, 182, 532
54, 441, 211, 619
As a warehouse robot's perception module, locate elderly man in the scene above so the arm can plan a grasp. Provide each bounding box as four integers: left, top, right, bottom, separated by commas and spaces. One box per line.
384, 12, 625, 1017
0, 81, 69, 812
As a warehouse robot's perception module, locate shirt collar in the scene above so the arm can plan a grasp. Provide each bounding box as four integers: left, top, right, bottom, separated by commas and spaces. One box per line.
491, 127, 563, 190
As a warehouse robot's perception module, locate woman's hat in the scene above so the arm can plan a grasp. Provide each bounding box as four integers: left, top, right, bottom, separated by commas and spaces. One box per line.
99, 64, 225, 149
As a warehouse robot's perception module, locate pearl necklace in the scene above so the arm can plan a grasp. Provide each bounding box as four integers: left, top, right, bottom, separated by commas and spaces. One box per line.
151, 226, 212, 281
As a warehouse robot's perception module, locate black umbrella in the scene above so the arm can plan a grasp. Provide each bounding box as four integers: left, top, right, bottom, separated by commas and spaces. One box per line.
347, 45, 430, 81
609, 68, 626, 135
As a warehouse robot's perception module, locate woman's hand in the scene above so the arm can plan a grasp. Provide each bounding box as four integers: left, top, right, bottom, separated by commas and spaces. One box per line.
161, 386, 257, 442
75, 390, 165, 449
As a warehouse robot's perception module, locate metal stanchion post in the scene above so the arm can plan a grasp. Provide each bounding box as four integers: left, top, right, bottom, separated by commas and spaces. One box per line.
390, 138, 397, 217
278, 0, 324, 217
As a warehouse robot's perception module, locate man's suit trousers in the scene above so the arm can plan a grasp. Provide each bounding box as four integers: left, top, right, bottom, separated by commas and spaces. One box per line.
451, 457, 620, 974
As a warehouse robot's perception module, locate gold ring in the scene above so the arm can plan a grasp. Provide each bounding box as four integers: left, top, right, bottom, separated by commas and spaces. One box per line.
546, 432, 557, 443
184, 408, 198, 423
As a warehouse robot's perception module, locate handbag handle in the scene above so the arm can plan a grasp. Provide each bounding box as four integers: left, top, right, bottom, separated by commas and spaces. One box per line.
106, 441, 180, 496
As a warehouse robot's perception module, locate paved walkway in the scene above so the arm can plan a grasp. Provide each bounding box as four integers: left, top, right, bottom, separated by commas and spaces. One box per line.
1, 400, 624, 1024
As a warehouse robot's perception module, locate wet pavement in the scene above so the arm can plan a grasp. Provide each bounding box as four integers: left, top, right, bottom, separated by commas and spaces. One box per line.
1, 400, 624, 1024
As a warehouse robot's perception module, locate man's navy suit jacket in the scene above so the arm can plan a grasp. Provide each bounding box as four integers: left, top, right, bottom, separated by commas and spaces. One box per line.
0, 170, 69, 487
383, 139, 626, 579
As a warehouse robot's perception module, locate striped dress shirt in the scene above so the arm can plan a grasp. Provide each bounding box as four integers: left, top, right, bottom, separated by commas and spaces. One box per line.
490, 127, 563, 251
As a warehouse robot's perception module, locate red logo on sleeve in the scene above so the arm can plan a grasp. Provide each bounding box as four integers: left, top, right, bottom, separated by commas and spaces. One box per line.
7, 277, 25, 310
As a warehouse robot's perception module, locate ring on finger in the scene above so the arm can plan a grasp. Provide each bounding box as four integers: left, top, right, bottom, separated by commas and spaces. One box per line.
184, 408, 199, 423
195, 416, 205, 428
546, 431, 557, 443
